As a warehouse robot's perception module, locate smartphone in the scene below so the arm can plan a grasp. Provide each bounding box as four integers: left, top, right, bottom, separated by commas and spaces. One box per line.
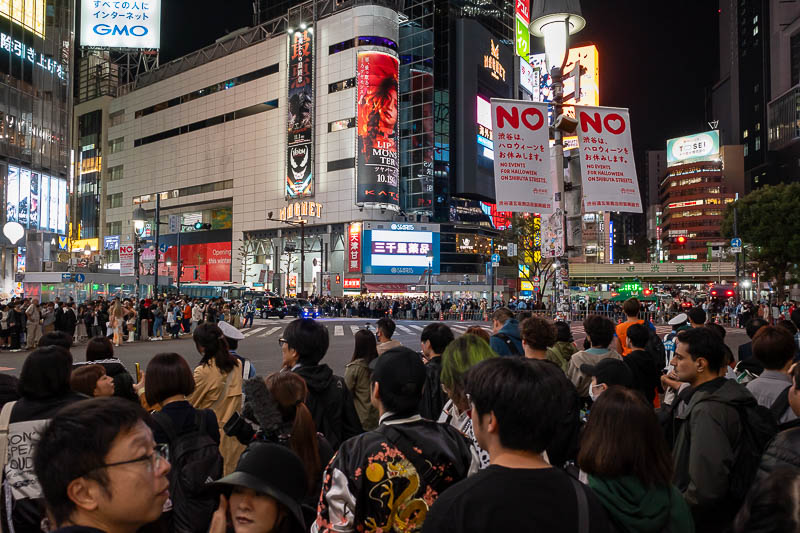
135, 362, 141, 383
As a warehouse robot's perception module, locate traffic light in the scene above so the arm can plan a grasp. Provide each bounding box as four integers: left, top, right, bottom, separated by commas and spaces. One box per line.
193, 222, 212, 230
335, 273, 341, 284
643, 288, 652, 296
675, 235, 687, 245
751, 271, 757, 281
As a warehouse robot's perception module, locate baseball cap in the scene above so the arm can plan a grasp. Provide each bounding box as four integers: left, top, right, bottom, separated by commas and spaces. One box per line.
369, 346, 426, 399
580, 358, 633, 388
218, 320, 245, 341
668, 313, 689, 326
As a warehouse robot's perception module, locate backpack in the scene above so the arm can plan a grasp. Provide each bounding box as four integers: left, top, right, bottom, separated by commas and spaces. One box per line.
493, 332, 521, 356
726, 402, 778, 503
769, 385, 793, 430
151, 410, 223, 533
643, 321, 666, 370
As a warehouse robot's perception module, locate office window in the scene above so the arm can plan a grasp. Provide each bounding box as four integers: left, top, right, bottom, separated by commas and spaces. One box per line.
753, 25, 759, 36
743, 129, 748, 139
744, 143, 749, 157
107, 221, 122, 235
106, 193, 123, 208
109, 111, 125, 127
109, 137, 124, 153
329, 118, 356, 132
328, 78, 355, 93
108, 165, 123, 181
755, 137, 761, 151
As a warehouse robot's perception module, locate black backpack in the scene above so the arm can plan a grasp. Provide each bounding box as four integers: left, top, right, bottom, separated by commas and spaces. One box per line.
770, 385, 794, 430
726, 402, 778, 503
643, 321, 667, 369
493, 332, 522, 356
151, 410, 224, 533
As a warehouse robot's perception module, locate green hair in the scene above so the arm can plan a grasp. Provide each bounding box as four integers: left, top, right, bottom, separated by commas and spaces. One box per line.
441, 334, 497, 410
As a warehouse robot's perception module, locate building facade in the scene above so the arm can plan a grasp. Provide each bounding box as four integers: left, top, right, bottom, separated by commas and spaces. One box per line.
0, 0, 74, 296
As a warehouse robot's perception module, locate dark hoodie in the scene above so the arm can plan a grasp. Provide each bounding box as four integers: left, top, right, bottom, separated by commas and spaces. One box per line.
489, 318, 523, 356
672, 377, 755, 532
293, 363, 362, 449
589, 476, 694, 533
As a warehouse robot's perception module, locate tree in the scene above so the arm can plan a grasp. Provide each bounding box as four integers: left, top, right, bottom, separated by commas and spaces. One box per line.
500, 213, 555, 299
721, 183, 800, 300
238, 235, 259, 286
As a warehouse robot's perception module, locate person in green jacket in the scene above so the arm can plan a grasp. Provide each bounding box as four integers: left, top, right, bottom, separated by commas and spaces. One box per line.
344, 329, 380, 430
579, 386, 694, 533
546, 320, 579, 372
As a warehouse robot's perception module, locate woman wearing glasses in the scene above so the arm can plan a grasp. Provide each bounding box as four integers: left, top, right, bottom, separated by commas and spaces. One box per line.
190, 322, 245, 475
145, 352, 223, 533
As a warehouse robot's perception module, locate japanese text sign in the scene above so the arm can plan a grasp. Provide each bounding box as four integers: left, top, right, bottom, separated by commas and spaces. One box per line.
119, 244, 135, 277
348, 223, 361, 273
80, 0, 161, 49
490, 99, 554, 214
575, 106, 643, 213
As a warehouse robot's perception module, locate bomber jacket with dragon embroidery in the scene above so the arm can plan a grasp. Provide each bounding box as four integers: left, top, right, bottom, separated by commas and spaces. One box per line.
312, 413, 478, 533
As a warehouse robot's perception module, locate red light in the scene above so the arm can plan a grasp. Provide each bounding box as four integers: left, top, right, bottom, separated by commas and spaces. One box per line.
711, 290, 717, 296
676, 236, 687, 244
726, 290, 734, 296
643, 289, 652, 296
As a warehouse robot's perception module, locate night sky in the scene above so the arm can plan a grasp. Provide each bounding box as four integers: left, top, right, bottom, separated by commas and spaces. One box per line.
155, 0, 719, 153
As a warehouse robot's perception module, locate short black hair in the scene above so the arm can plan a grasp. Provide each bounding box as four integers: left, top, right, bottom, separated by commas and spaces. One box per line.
376, 317, 396, 339
676, 327, 725, 373
626, 323, 650, 350
420, 323, 454, 355
85, 337, 114, 362
752, 326, 796, 370
465, 358, 574, 453
687, 307, 706, 325
583, 315, 615, 348
283, 318, 329, 365
38, 331, 73, 350
745, 317, 769, 339
145, 353, 196, 405
34, 397, 149, 527
18, 346, 73, 400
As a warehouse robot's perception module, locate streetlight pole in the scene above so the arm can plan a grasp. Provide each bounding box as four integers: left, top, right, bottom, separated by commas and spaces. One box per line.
426, 250, 433, 319
153, 194, 160, 297
268, 212, 306, 298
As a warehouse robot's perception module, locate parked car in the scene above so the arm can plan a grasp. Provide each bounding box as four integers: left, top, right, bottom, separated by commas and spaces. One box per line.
259, 296, 288, 319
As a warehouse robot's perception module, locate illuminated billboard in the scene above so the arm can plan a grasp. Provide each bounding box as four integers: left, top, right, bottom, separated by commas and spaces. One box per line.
286, 29, 314, 198
362, 226, 440, 275
80, 0, 161, 49
356, 51, 400, 207
0, 0, 45, 38
666, 130, 720, 167
6, 166, 66, 233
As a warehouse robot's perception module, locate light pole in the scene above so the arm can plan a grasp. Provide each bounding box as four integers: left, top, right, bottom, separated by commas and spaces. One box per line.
269, 212, 306, 298
426, 250, 434, 319
531, 0, 585, 317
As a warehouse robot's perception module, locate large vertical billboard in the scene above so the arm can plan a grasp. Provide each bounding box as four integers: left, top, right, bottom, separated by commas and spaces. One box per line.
6, 165, 18, 223
80, 0, 161, 49
6, 167, 67, 233
286, 29, 314, 199
356, 51, 400, 207
18, 168, 30, 227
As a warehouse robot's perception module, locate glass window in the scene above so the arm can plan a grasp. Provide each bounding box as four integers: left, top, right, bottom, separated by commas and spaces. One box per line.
328, 78, 356, 93
743, 129, 748, 139
109, 137, 124, 153
755, 137, 761, 151
108, 165, 123, 181
328, 117, 356, 132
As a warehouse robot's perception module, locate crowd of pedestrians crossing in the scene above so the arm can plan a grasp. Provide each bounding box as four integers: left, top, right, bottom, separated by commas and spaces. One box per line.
0, 296, 799, 532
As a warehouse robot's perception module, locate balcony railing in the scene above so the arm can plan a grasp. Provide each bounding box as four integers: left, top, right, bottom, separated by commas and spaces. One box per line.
768, 84, 800, 151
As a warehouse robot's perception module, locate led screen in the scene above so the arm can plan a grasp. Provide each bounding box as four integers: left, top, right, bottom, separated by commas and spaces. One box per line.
362, 229, 440, 275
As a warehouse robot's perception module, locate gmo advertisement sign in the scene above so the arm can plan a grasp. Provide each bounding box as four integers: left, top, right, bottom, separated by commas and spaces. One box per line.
666, 130, 720, 167
80, 0, 161, 49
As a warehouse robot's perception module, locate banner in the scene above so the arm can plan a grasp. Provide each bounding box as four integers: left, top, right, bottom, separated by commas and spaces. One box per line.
286, 29, 314, 198
348, 223, 361, 273
490, 99, 554, 213
541, 208, 564, 258
575, 106, 642, 213
6, 166, 18, 223
119, 244, 135, 277
356, 51, 400, 207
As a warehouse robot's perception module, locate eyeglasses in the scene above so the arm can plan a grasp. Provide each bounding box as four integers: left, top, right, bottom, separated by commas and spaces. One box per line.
278, 338, 287, 347
99, 443, 169, 473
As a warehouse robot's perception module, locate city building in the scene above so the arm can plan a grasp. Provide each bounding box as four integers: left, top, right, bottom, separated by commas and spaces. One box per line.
645, 150, 666, 261
0, 0, 74, 295
659, 131, 744, 262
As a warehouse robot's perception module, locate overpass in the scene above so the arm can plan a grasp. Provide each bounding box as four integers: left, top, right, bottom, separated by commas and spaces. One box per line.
568, 262, 738, 283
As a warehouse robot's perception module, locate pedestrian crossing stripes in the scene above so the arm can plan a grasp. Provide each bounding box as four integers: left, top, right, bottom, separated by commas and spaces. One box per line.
334, 325, 344, 336
261, 326, 282, 337
243, 327, 265, 337
395, 325, 414, 334
407, 325, 425, 332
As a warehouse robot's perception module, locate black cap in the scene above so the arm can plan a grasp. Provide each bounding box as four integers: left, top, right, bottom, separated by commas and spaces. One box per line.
369, 346, 426, 400
210, 443, 307, 532
580, 358, 633, 388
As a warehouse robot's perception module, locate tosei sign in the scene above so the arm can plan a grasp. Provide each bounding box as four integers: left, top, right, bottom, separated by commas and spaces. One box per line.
80, 0, 161, 49
490, 99, 554, 213
575, 106, 643, 213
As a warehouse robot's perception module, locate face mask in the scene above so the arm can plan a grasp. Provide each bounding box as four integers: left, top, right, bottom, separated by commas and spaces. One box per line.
589, 385, 599, 403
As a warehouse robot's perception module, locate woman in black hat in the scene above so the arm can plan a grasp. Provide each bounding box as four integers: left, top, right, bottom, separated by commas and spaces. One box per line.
209, 443, 309, 533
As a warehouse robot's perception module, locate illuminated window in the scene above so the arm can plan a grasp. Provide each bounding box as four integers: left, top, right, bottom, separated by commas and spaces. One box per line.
753, 15, 758, 24
708, 187, 720, 193
0, 0, 46, 37
744, 144, 749, 157
756, 122, 761, 131
328, 118, 355, 132
108, 165, 123, 181
724, 198, 734, 203
755, 137, 761, 151
109, 138, 124, 154
328, 78, 355, 93
743, 129, 748, 139
754, 25, 759, 36
706, 198, 721, 205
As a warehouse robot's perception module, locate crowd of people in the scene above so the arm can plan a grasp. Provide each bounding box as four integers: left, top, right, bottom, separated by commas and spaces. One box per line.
0, 295, 796, 532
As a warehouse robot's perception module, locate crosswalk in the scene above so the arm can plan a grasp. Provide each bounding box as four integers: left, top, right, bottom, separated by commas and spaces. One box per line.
238, 322, 494, 339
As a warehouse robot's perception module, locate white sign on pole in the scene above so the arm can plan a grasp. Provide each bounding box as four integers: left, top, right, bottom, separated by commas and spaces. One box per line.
490, 99, 554, 213
575, 105, 643, 214
80, 0, 161, 49
119, 244, 135, 277
507, 242, 517, 257
541, 209, 565, 258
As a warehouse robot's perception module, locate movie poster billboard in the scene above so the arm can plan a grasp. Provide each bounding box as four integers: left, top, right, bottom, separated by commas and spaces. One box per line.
57, 178, 67, 234
39, 175, 49, 231
6, 165, 18, 223
286, 29, 314, 199
356, 51, 400, 207
18, 168, 30, 226
49, 176, 59, 232
29, 172, 39, 229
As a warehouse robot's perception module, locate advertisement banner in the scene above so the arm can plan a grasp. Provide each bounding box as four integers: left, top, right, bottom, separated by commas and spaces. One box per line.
515, 18, 530, 61
29, 173, 39, 229
541, 208, 565, 258
363, 228, 440, 275
666, 130, 720, 167
18, 168, 30, 227
49, 177, 59, 232
57, 178, 67, 234
356, 51, 400, 207
515, 0, 530, 24
119, 244, 135, 277
348, 223, 361, 273
286, 29, 314, 199
104, 235, 120, 250
158, 242, 232, 282
575, 105, 643, 213
490, 99, 554, 213
6, 165, 18, 223
80, 0, 161, 49
39, 174, 48, 230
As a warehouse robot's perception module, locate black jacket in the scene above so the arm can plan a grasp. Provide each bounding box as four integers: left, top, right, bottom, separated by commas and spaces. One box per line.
419, 356, 447, 420
738, 341, 753, 362
74, 359, 138, 403
624, 349, 662, 404
293, 363, 362, 449
2, 392, 86, 533
757, 423, 800, 481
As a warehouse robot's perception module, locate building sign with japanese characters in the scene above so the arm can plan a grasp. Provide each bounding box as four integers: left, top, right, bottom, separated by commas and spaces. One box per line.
343, 278, 361, 290
348, 223, 361, 273
575, 105, 643, 214
0, 31, 67, 79
356, 51, 400, 207
80, 0, 161, 49
666, 130, 720, 167
490, 99, 554, 213
363, 228, 440, 276
286, 29, 314, 198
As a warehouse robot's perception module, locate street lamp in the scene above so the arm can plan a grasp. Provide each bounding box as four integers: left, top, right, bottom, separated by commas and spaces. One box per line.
132, 206, 147, 232
426, 251, 434, 318
530, 0, 585, 318
83, 243, 92, 257
269, 211, 306, 298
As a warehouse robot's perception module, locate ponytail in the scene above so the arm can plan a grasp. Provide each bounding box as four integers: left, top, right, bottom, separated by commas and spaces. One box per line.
193, 323, 237, 374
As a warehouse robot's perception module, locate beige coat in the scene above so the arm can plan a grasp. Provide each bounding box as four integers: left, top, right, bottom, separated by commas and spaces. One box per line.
566, 348, 623, 398
376, 339, 403, 355
190, 359, 245, 475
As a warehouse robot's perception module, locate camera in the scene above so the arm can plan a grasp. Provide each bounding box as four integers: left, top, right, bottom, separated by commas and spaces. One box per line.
223, 412, 259, 446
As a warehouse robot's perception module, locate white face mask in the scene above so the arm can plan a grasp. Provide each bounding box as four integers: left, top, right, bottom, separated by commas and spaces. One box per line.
589, 384, 599, 403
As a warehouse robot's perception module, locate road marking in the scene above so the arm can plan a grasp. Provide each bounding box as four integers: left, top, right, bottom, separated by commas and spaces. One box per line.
450, 325, 468, 332
244, 327, 265, 337
350, 325, 361, 335
261, 327, 282, 337
407, 325, 425, 332
396, 325, 414, 334
334, 326, 344, 336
